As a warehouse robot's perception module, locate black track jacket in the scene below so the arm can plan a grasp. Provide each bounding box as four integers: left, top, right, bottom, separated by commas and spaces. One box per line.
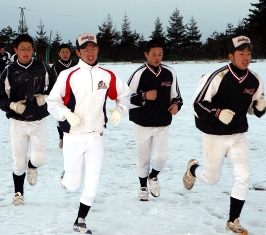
0, 59, 55, 121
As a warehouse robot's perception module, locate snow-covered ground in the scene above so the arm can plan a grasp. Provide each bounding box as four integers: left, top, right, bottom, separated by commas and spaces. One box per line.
0, 60, 265, 235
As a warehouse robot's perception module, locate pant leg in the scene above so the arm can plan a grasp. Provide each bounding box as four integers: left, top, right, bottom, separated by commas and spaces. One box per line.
226, 133, 250, 201
195, 133, 228, 185
135, 124, 153, 178
63, 133, 87, 192
151, 126, 169, 172
80, 133, 104, 206
28, 119, 47, 167
10, 119, 29, 176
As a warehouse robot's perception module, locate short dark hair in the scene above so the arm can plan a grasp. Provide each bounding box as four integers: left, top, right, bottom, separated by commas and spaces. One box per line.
145, 40, 163, 53
13, 34, 34, 48
58, 43, 71, 52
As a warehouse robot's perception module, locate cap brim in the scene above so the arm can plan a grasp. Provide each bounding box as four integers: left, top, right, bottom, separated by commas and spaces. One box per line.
236, 43, 253, 51
79, 41, 97, 49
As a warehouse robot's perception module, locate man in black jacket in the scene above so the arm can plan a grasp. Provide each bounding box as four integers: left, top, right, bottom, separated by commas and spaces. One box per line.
127, 40, 183, 201
0, 34, 55, 205
51, 43, 77, 149
183, 36, 266, 234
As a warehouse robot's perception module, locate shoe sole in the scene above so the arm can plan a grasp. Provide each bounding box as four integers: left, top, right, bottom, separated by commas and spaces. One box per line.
226, 226, 248, 235
183, 159, 198, 190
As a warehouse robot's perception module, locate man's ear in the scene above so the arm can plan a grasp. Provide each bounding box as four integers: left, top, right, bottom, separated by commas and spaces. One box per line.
76, 49, 80, 57
228, 53, 233, 61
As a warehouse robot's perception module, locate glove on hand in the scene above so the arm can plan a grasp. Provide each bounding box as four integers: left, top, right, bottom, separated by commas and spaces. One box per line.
64, 111, 81, 128
255, 96, 266, 111
34, 94, 48, 106
107, 107, 123, 125
218, 109, 235, 125
9, 100, 26, 114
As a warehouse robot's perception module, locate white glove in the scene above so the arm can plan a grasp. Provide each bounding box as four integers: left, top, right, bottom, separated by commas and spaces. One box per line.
34, 94, 48, 106
218, 109, 235, 125
9, 100, 26, 114
107, 107, 123, 125
255, 96, 266, 111
64, 110, 81, 128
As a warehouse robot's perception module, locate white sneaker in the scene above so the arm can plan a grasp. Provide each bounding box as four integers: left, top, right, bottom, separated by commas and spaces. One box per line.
148, 176, 160, 197
27, 167, 38, 186
60, 170, 66, 189
73, 217, 92, 234
12, 192, 24, 206
183, 159, 198, 190
226, 218, 248, 234
138, 187, 149, 201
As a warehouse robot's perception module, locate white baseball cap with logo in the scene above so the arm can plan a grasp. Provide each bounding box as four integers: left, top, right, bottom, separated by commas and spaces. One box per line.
227, 35, 253, 53
76, 33, 97, 49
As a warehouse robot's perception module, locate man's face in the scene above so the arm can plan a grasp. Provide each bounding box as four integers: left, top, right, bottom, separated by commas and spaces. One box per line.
76, 42, 98, 65
144, 47, 163, 67
14, 42, 34, 64
228, 46, 251, 70
59, 48, 71, 61
0, 47, 4, 53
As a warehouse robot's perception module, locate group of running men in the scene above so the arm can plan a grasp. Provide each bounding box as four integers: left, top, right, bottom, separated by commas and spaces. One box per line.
0, 33, 265, 235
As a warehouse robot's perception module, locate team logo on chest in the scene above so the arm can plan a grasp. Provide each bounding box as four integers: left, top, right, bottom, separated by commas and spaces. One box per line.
161, 81, 172, 87
243, 88, 255, 95
97, 80, 107, 89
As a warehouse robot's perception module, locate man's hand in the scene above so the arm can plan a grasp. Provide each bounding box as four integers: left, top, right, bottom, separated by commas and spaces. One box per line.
218, 109, 235, 125
64, 111, 81, 128
168, 103, 178, 115
107, 107, 122, 125
145, 90, 157, 100
255, 95, 266, 111
9, 100, 26, 114
34, 94, 48, 106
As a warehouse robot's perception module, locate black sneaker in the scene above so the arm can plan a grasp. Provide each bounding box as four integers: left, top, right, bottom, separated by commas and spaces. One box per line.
73, 217, 92, 234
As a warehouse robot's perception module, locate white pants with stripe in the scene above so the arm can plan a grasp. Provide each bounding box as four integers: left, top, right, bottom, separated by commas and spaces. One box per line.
10, 118, 47, 176
63, 132, 104, 206
135, 124, 169, 178
195, 133, 250, 200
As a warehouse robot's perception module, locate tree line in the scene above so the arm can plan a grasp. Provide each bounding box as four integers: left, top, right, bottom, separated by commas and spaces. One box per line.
0, 1, 265, 63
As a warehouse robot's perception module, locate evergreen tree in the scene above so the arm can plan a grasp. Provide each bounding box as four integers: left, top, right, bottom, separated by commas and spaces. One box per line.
0, 26, 18, 45
52, 31, 62, 49
166, 8, 186, 52
186, 16, 202, 57
225, 23, 235, 37
35, 20, 48, 61
246, 0, 266, 44
119, 12, 140, 47
35, 20, 48, 45
234, 19, 249, 37
149, 17, 166, 44
97, 14, 120, 48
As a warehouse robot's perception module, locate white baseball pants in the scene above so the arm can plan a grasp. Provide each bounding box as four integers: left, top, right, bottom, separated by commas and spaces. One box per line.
134, 124, 169, 178
10, 118, 47, 176
62, 132, 104, 206
195, 133, 250, 200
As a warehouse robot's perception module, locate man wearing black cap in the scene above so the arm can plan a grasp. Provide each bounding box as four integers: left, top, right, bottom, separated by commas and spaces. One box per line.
183, 35, 266, 234
46, 33, 130, 234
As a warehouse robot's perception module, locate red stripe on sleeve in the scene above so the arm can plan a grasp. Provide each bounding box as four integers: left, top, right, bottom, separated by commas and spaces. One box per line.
62, 68, 80, 105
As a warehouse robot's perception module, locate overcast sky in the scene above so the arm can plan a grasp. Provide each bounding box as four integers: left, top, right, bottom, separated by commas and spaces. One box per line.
0, 0, 259, 46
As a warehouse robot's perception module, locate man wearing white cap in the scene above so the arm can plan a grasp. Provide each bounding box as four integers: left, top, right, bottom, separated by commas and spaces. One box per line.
46, 33, 130, 234
183, 35, 266, 234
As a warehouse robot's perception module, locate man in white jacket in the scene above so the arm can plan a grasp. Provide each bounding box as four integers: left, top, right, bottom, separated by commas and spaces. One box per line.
46, 33, 130, 234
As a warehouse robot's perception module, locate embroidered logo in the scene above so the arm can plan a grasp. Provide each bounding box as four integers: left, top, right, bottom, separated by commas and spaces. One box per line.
161, 81, 172, 87
97, 81, 107, 89
243, 88, 255, 95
